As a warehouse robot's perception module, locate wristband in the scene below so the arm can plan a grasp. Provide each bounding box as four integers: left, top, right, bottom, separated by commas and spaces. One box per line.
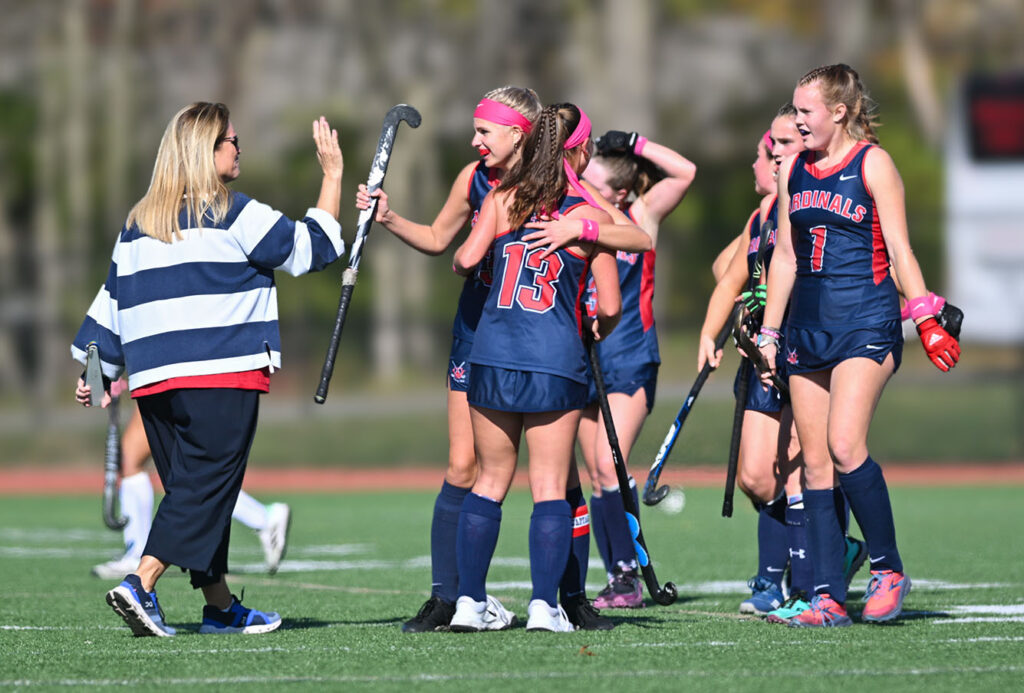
929, 291, 946, 313
759, 325, 782, 340
757, 333, 780, 349
580, 218, 600, 243
906, 296, 933, 321
633, 135, 648, 156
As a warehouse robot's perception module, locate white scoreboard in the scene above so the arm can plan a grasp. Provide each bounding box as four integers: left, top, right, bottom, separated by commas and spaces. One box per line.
945, 73, 1024, 344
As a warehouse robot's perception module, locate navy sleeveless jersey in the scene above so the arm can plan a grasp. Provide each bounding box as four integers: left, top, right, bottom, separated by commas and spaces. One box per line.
584, 208, 660, 367
747, 197, 777, 280
787, 142, 899, 328
451, 162, 499, 341
469, 195, 593, 384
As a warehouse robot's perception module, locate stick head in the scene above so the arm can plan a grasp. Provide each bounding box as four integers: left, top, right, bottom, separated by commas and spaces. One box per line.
652, 581, 678, 606
384, 104, 422, 130
643, 482, 671, 506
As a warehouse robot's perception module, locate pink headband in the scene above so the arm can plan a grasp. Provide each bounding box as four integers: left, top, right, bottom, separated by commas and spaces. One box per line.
762, 130, 773, 152
474, 98, 533, 133
562, 106, 602, 209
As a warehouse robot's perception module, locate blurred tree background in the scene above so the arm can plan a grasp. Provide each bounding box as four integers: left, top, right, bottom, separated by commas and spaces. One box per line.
0, 0, 1020, 463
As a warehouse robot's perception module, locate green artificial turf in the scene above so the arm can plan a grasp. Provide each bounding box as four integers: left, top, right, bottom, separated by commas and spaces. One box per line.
1, 486, 1022, 691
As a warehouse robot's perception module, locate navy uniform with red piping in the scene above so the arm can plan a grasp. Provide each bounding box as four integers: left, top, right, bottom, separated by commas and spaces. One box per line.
784, 141, 903, 374
447, 162, 499, 391
468, 194, 593, 413
582, 208, 660, 412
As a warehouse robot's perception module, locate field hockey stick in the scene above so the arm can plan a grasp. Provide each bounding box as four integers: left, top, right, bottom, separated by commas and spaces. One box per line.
722, 217, 774, 517
642, 305, 738, 507
86, 344, 127, 529
589, 339, 678, 606
721, 357, 750, 518
314, 104, 422, 404
101, 392, 127, 530
732, 309, 788, 396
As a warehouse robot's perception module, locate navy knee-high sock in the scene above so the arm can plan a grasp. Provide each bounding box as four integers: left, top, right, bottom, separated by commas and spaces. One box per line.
530, 500, 572, 607
559, 486, 590, 602
455, 493, 502, 603
785, 494, 813, 595
838, 457, 903, 573
602, 487, 638, 571
589, 494, 613, 578
804, 488, 847, 603
833, 486, 851, 536
757, 495, 789, 587
431, 481, 470, 603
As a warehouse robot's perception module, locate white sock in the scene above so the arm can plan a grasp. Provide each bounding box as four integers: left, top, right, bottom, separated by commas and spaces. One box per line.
232, 490, 269, 530
119, 472, 153, 560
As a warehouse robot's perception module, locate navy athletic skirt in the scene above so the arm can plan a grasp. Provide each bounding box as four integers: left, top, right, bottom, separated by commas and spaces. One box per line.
468, 364, 588, 413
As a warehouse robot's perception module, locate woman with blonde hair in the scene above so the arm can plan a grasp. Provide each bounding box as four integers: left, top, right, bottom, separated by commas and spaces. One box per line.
73, 101, 345, 637
758, 64, 959, 627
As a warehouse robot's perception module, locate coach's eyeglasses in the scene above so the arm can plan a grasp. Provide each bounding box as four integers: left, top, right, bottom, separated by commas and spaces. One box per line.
218, 135, 240, 152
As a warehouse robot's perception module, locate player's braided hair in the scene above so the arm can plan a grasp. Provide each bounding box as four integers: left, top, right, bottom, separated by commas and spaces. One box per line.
498, 103, 583, 229
798, 63, 880, 144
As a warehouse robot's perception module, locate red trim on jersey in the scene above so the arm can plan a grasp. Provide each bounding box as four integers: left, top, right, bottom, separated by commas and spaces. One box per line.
744, 208, 759, 236
640, 249, 656, 331
802, 141, 871, 179
870, 204, 890, 285
465, 161, 500, 202
131, 368, 271, 398
860, 148, 874, 198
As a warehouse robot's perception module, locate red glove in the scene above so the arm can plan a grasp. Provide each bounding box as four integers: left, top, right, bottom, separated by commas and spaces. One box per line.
917, 317, 960, 372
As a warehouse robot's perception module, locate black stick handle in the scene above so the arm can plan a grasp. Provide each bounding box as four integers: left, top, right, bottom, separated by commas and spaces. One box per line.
643, 305, 736, 506
314, 272, 357, 404
722, 358, 751, 517
590, 340, 677, 605
101, 395, 127, 530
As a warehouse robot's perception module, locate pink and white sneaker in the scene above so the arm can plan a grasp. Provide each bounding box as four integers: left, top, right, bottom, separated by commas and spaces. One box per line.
593, 570, 644, 609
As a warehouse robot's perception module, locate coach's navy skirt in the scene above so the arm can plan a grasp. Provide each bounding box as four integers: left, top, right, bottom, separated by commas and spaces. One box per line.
138, 387, 259, 588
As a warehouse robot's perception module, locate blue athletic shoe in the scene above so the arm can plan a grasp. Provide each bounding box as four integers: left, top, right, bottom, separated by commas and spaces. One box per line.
843, 536, 868, 588
739, 575, 784, 615
199, 594, 282, 635
105, 574, 176, 637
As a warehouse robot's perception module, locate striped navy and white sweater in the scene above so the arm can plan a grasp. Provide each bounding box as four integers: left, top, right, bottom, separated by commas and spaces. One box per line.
71, 192, 344, 391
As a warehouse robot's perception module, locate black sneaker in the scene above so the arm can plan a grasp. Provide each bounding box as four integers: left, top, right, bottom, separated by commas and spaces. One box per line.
562, 594, 615, 631
402, 596, 456, 633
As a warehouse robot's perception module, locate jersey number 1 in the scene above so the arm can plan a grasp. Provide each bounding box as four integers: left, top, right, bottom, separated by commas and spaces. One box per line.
496, 241, 563, 313
809, 225, 827, 272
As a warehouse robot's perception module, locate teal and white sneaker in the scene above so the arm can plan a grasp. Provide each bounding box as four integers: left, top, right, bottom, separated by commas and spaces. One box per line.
765, 592, 811, 624
843, 536, 868, 588
106, 574, 176, 637
199, 594, 281, 635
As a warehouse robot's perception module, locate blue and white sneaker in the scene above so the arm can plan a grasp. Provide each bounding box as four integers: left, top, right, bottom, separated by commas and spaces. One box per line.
739, 575, 784, 615
199, 594, 282, 635
106, 574, 176, 637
